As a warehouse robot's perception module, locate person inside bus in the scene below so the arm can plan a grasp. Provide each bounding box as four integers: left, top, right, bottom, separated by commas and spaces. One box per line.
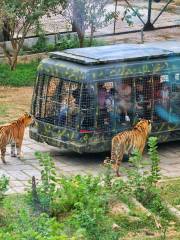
105, 87, 115, 127
138, 81, 152, 120
115, 82, 132, 123
98, 82, 115, 128
160, 81, 170, 109
58, 94, 77, 126
171, 84, 180, 117
135, 82, 146, 118
79, 85, 95, 129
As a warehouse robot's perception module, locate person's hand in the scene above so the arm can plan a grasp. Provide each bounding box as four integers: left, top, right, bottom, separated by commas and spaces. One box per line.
125, 115, 130, 122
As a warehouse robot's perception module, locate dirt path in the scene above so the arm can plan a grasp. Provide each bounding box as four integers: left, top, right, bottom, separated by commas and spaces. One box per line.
0, 87, 33, 124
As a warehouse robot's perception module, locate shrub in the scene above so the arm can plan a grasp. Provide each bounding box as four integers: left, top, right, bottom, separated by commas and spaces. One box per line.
28, 152, 57, 213
1, 195, 69, 240
0, 175, 9, 203
22, 34, 107, 55
23, 139, 179, 239
31, 34, 48, 53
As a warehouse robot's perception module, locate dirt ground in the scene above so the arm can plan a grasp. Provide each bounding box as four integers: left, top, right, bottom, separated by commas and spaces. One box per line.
0, 87, 33, 124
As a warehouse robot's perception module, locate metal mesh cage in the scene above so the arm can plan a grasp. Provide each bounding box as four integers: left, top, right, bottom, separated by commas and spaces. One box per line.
33, 71, 180, 133
33, 75, 96, 130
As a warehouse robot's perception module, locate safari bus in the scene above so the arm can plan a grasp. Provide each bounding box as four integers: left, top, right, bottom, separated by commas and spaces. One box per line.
30, 41, 180, 153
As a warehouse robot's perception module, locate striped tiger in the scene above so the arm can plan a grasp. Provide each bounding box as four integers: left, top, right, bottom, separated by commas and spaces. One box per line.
111, 119, 152, 177
0, 113, 33, 163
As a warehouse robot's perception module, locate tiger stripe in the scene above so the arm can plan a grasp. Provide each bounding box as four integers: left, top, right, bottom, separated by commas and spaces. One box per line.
0, 113, 33, 163
111, 119, 152, 177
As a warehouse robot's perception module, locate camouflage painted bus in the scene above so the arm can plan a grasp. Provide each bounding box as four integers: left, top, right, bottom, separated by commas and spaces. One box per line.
30, 41, 180, 153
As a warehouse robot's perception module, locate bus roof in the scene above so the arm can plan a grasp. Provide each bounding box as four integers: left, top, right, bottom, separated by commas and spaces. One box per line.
49, 41, 180, 65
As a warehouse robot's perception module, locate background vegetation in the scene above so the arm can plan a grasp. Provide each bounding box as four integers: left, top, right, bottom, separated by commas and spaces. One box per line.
0, 137, 180, 240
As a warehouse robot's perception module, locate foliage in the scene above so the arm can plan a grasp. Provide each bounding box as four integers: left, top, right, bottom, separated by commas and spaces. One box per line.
147, 137, 161, 185
28, 152, 58, 213
52, 175, 116, 239
0, 196, 69, 240
31, 34, 47, 54
27, 34, 106, 54
61, 0, 114, 47
0, 175, 9, 202
0, 61, 38, 86
122, 7, 143, 26
0, 0, 66, 70
0, 137, 180, 239
118, 137, 171, 219
159, 179, 180, 207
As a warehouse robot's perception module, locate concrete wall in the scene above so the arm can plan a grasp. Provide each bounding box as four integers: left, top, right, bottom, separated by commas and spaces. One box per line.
2, 32, 77, 52
0, 52, 48, 64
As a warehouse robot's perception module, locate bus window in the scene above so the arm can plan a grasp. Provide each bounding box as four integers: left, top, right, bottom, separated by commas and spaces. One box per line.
80, 84, 95, 131
154, 74, 170, 123
97, 81, 115, 131
171, 76, 180, 123
58, 81, 80, 128
135, 76, 152, 120
114, 79, 133, 129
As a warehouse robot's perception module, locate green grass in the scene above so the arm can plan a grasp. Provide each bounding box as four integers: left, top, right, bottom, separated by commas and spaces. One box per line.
0, 105, 8, 116
0, 61, 39, 87
159, 179, 180, 207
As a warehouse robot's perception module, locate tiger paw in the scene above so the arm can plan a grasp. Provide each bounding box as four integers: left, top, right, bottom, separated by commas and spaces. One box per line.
1, 158, 7, 164
104, 157, 111, 165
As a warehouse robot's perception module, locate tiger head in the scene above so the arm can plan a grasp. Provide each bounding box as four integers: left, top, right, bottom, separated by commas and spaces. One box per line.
22, 112, 34, 126
134, 119, 152, 134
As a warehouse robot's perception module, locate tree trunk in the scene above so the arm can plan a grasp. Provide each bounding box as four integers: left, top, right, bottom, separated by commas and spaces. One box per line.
11, 55, 18, 71
77, 31, 84, 48
89, 24, 94, 47
2, 21, 10, 41
72, 0, 85, 48
10, 41, 23, 70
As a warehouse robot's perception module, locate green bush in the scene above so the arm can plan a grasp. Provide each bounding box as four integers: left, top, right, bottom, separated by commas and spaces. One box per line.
0, 175, 9, 203
25, 34, 106, 54
0, 61, 38, 86
0, 138, 179, 239
31, 34, 48, 53
119, 137, 173, 221
0, 196, 69, 240
28, 152, 57, 213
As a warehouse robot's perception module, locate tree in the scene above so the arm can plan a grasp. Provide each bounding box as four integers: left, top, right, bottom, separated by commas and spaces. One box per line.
0, 0, 67, 70
61, 0, 114, 47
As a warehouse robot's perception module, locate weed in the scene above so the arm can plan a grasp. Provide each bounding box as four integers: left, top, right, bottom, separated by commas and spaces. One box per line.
28, 152, 57, 213
0, 175, 9, 203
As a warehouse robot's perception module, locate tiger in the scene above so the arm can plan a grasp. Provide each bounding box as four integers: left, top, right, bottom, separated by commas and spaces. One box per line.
110, 119, 152, 177
0, 113, 33, 164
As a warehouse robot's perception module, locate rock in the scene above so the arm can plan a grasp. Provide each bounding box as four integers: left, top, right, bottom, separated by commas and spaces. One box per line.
110, 202, 130, 216
112, 223, 120, 231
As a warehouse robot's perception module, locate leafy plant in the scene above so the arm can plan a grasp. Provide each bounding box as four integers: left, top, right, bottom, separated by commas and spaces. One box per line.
31, 34, 47, 53
147, 136, 161, 185
122, 7, 143, 26
56, 33, 80, 50
61, 0, 114, 47
29, 152, 58, 213
0, 175, 9, 202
